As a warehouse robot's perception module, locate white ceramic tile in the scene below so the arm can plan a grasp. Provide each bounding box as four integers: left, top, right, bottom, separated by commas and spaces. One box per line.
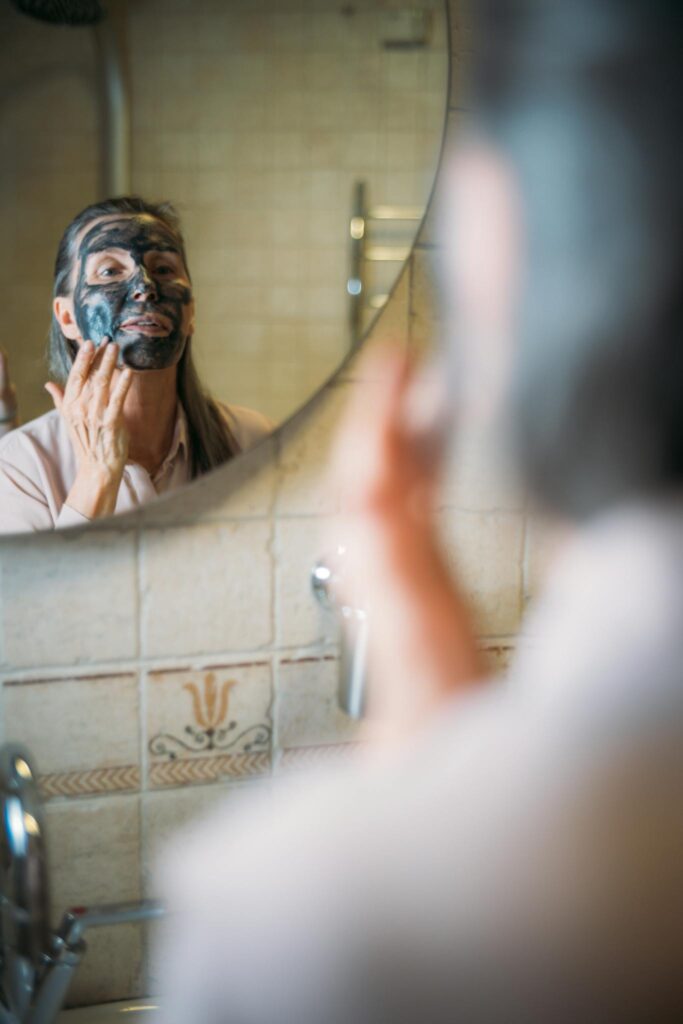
46, 794, 141, 911
141, 780, 269, 897
3, 672, 139, 782
0, 532, 137, 671
408, 246, 440, 357
140, 521, 273, 657
275, 383, 352, 516
439, 422, 526, 513
64, 925, 144, 1009
438, 510, 525, 637
274, 517, 340, 648
524, 514, 566, 604
277, 655, 360, 749
46, 793, 143, 1007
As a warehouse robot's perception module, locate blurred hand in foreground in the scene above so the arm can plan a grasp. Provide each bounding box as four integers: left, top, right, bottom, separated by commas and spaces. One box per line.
328, 343, 485, 744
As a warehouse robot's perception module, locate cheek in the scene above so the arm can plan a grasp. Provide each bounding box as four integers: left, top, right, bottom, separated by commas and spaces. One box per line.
75, 287, 125, 343
84, 300, 113, 341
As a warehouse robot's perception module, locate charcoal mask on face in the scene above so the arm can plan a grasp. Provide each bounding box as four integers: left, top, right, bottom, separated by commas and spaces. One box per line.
73, 216, 193, 371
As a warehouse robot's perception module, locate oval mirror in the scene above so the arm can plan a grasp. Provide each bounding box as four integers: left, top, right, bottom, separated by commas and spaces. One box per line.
0, 0, 448, 535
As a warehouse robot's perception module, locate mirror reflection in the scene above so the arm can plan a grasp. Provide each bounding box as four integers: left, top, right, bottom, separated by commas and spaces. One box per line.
0, 0, 448, 533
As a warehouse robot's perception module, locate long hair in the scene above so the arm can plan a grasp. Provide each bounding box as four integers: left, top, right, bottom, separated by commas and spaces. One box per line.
48, 195, 239, 477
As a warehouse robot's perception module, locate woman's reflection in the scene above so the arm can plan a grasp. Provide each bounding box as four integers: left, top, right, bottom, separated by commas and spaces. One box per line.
0, 197, 271, 533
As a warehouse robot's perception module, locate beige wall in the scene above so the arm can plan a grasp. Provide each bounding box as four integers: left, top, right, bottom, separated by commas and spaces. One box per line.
0, 3, 537, 1008
1, 0, 447, 425
130, 0, 448, 421
0, 8, 98, 424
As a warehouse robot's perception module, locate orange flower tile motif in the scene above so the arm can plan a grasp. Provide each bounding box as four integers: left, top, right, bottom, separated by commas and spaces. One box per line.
146, 663, 272, 787
183, 672, 235, 732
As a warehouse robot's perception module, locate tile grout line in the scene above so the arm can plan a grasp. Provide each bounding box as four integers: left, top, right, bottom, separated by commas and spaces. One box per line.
268, 487, 281, 774
135, 526, 150, 897
0, 642, 342, 684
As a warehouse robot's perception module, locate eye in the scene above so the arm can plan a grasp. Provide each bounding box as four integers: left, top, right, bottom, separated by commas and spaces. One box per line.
154, 264, 174, 276
97, 264, 123, 279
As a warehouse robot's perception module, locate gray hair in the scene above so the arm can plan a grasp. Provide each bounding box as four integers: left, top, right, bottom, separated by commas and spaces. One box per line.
470, 0, 683, 519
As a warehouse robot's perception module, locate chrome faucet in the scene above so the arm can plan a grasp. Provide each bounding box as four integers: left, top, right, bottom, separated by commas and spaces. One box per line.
312, 554, 369, 719
0, 744, 163, 1024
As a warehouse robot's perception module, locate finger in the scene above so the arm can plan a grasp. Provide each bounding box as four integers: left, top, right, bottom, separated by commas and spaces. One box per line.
93, 337, 117, 384
89, 334, 111, 367
90, 342, 119, 419
63, 341, 97, 403
0, 349, 9, 390
44, 382, 65, 413
104, 367, 134, 424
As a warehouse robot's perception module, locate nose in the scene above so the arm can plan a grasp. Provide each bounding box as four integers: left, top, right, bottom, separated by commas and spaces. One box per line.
130, 266, 158, 302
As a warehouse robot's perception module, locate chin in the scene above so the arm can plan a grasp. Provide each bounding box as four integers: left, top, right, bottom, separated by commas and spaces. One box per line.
120, 337, 185, 371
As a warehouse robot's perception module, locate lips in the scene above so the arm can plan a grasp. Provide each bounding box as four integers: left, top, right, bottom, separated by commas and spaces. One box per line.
119, 312, 173, 336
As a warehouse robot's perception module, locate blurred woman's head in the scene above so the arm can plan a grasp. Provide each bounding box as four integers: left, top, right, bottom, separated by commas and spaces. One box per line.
447, 0, 683, 520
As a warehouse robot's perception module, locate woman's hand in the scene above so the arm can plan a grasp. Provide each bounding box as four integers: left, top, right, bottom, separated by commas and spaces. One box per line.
0, 349, 18, 438
329, 344, 484, 743
45, 338, 133, 520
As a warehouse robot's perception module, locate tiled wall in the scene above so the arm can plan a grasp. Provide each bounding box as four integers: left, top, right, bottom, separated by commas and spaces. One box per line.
1, 0, 447, 425
131, 0, 449, 421
0, 6, 99, 424
0, 3, 535, 1009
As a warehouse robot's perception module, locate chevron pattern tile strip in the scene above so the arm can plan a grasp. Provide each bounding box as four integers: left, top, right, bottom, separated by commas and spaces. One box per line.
39, 764, 141, 800
280, 743, 361, 772
149, 751, 271, 788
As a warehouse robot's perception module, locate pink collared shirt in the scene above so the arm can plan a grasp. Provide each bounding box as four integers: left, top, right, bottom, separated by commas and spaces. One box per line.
0, 402, 272, 534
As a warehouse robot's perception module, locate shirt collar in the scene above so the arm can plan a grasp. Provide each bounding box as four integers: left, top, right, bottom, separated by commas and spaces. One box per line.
152, 402, 190, 482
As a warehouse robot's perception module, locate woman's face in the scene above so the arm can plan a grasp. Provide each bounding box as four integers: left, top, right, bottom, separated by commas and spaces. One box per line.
59, 213, 195, 371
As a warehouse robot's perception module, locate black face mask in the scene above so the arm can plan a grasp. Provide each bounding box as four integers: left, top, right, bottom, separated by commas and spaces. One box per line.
73, 216, 193, 371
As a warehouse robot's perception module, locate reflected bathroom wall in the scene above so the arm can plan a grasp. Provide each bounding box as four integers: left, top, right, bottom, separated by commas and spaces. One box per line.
0, 0, 447, 426
0, 8, 99, 425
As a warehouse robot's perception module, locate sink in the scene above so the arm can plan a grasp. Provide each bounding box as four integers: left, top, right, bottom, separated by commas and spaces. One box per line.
58, 1000, 161, 1021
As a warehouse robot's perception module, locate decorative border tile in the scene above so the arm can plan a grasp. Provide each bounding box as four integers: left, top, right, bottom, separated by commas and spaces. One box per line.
146, 662, 273, 788
149, 751, 270, 788
280, 742, 362, 773
39, 764, 141, 800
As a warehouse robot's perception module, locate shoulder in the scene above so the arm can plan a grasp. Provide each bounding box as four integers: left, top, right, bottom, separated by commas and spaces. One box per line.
215, 401, 275, 452
0, 409, 67, 464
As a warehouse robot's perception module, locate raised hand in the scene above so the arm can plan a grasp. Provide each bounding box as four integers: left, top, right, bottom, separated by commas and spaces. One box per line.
45, 338, 134, 520
328, 344, 484, 743
0, 348, 18, 438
